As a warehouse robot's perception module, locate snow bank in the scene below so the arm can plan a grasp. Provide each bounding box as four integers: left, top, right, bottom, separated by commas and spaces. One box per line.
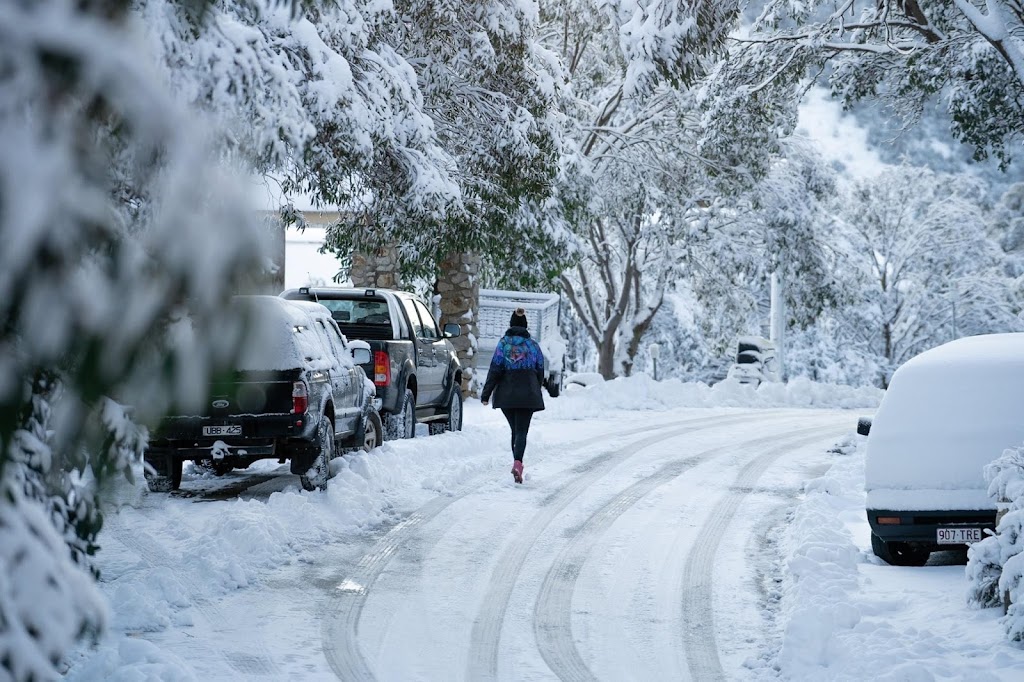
767, 435, 1024, 680
550, 373, 881, 419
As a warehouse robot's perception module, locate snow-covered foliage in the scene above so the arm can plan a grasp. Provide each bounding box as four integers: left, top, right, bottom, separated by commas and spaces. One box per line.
309, 0, 575, 285
543, 2, 753, 379
137, 0, 468, 237
831, 166, 1019, 386
742, 0, 1024, 169
967, 445, 1024, 639
991, 183, 1024, 276
1, 0, 271, 676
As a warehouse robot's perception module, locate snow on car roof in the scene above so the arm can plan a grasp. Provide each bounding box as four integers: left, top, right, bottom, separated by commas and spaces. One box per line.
232, 296, 337, 372
865, 333, 1024, 510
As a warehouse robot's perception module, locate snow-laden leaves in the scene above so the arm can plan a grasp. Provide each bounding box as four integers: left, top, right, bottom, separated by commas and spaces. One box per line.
1, 0, 271, 676
967, 445, 1024, 638
543, 1, 749, 378
742, 0, 1024, 168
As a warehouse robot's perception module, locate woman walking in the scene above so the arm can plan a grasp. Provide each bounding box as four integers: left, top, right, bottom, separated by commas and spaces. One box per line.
481, 307, 545, 484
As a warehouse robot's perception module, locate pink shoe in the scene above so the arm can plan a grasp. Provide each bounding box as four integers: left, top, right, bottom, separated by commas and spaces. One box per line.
511, 460, 523, 484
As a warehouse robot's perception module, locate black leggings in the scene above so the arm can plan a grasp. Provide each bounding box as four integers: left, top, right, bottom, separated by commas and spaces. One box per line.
501, 408, 534, 462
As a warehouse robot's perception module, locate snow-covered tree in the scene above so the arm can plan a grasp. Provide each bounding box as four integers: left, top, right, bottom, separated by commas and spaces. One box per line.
991, 182, 1024, 276
1, 1, 271, 676
740, 1, 1024, 169
136, 0, 464, 230
542, 1, 751, 379
311, 0, 574, 286
832, 166, 1018, 386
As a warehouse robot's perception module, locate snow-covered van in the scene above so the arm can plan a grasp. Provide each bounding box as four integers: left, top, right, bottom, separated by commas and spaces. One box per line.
866, 333, 1024, 566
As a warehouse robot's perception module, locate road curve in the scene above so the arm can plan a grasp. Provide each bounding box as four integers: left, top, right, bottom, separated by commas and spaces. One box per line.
679, 422, 848, 681
465, 412, 789, 681
321, 412, 768, 681
532, 419, 845, 681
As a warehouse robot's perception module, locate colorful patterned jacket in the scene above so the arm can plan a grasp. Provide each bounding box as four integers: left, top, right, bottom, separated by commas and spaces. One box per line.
480, 326, 545, 411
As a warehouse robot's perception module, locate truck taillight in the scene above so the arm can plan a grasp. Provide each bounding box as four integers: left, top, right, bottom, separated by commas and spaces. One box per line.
373, 350, 391, 386
292, 381, 308, 414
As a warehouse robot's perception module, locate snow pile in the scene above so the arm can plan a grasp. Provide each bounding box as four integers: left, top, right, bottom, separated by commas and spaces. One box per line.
967, 446, 1024, 636
551, 373, 881, 419
773, 453, 865, 674
766, 436, 1024, 679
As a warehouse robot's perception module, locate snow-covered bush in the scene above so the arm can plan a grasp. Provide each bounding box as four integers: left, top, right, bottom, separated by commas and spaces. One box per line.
966, 446, 1024, 631
1, 0, 271, 678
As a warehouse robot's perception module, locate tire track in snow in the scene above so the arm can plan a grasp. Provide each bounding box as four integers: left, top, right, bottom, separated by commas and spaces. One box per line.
106, 519, 284, 677
533, 420, 843, 682
465, 412, 798, 681
321, 411, 775, 681
680, 421, 848, 682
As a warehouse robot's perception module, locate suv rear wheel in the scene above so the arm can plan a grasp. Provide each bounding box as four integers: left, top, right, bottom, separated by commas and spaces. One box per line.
301, 417, 334, 491
145, 453, 182, 492
429, 388, 463, 435
360, 411, 383, 451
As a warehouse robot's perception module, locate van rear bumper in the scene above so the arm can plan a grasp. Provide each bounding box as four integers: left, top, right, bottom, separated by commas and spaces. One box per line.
867, 508, 996, 548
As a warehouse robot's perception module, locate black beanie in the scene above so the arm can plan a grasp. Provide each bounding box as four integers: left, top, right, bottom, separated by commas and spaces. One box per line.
509, 308, 528, 328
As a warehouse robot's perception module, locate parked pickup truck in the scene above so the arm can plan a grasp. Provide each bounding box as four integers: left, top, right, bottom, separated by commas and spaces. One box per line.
143, 296, 382, 492
280, 286, 464, 439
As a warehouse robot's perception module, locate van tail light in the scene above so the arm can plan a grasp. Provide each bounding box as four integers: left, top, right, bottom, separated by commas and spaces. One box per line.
373, 350, 391, 387
292, 381, 308, 415
876, 516, 902, 525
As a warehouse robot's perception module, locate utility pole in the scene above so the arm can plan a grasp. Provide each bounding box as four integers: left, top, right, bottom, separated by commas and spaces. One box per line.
770, 270, 786, 380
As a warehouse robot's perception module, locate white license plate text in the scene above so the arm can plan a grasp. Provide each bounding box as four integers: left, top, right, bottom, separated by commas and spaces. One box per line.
936, 527, 982, 544
203, 424, 241, 437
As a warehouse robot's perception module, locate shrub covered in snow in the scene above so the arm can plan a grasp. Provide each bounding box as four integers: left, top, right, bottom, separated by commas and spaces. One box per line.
967, 446, 1024, 636
0, 0, 269, 678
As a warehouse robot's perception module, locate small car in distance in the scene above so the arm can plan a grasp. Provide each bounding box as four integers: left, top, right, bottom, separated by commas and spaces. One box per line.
725, 336, 778, 386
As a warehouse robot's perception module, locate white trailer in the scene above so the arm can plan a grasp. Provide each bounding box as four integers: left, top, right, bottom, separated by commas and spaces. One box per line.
476, 289, 567, 397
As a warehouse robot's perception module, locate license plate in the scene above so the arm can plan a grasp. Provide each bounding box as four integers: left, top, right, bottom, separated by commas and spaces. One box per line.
203, 424, 241, 437
936, 527, 982, 544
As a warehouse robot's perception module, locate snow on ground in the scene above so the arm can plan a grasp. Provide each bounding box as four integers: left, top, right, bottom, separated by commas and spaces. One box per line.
62, 376, 1024, 680
758, 435, 1024, 681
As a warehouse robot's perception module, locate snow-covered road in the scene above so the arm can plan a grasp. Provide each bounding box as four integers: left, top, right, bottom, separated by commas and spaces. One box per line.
64, 376, 1024, 680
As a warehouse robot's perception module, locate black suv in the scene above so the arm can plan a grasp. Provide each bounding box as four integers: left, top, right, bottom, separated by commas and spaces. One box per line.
144, 296, 382, 492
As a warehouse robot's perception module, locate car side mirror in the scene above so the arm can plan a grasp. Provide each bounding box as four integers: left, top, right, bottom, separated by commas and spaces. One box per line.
443, 323, 462, 338
348, 339, 371, 365
857, 417, 872, 436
